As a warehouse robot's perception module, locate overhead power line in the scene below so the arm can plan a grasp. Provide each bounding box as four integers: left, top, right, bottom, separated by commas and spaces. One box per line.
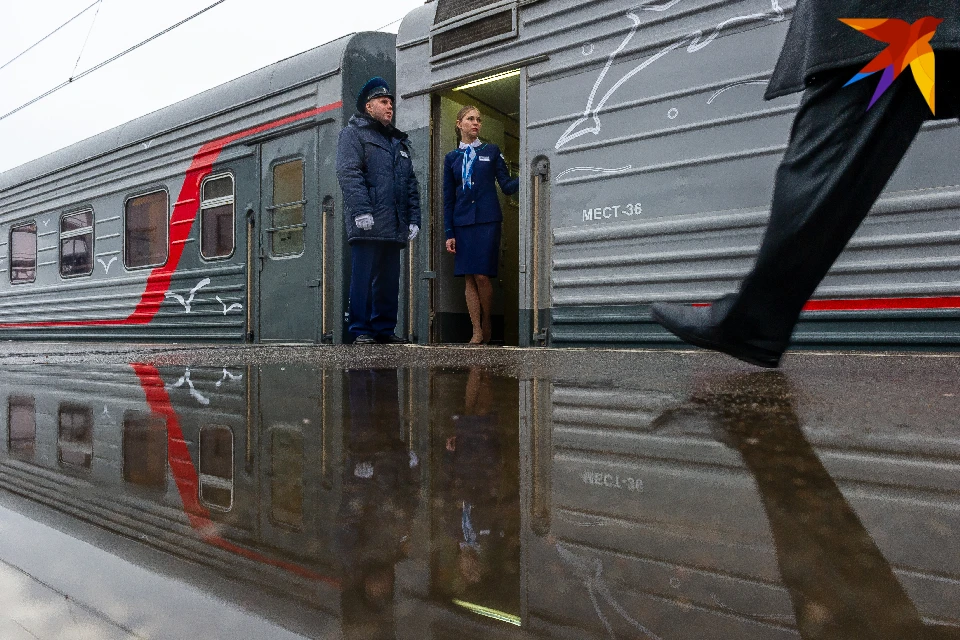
71, 0, 104, 77
0, 0, 228, 123
0, 0, 102, 74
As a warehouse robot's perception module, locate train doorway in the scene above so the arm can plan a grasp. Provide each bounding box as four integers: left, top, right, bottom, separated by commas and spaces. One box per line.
431, 72, 521, 346
256, 129, 322, 342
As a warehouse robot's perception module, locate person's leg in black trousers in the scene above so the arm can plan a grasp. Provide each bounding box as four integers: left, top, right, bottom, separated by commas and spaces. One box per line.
653, 55, 960, 367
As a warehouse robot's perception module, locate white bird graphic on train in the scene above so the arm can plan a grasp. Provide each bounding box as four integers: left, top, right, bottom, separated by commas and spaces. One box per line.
165, 278, 211, 313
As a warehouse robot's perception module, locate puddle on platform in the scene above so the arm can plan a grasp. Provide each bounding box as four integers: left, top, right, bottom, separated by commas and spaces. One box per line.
0, 362, 957, 639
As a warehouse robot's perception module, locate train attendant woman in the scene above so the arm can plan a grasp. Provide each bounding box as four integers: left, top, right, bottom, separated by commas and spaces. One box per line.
443, 106, 519, 344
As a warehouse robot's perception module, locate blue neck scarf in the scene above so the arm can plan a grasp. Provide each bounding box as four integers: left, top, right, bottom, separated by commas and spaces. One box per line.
459, 139, 481, 190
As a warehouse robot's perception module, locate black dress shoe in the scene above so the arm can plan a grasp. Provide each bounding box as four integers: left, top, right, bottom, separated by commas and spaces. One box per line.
353, 334, 376, 345
651, 303, 782, 368
375, 333, 409, 344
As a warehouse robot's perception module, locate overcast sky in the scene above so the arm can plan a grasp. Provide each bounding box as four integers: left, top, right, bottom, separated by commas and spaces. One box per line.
0, 0, 426, 173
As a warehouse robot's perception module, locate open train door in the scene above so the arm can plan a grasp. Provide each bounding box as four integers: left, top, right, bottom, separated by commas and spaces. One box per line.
429, 71, 524, 346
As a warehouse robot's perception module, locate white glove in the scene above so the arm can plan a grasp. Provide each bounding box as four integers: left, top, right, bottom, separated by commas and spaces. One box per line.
355, 214, 374, 231
408, 224, 419, 241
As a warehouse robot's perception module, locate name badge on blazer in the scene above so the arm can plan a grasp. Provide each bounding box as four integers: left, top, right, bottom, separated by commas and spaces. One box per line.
478, 156, 491, 162
399, 150, 410, 158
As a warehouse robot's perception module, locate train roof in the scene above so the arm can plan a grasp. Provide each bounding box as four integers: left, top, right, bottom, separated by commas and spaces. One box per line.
0, 31, 394, 193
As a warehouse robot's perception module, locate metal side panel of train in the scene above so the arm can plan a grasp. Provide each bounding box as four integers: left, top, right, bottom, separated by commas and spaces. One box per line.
0, 32, 397, 344
396, 0, 960, 349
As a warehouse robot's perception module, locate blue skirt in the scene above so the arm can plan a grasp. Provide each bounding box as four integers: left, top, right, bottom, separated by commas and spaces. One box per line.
454, 222, 501, 277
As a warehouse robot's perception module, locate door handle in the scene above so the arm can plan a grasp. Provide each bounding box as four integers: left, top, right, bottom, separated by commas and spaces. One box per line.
306, 279, 322, 288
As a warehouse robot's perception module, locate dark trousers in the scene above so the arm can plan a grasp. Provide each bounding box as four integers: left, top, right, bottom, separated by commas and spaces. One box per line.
349, 241, 401, 338
713, 54, 960, 355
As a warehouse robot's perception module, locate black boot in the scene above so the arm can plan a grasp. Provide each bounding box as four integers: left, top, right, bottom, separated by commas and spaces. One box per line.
651, 302, 782, 368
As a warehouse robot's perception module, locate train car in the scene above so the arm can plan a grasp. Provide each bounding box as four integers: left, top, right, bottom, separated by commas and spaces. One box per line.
395, 0, 960, 349
0, 32, 397, 343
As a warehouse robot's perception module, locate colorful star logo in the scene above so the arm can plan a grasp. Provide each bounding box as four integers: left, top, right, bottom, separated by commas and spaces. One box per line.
840, 17, 942, 114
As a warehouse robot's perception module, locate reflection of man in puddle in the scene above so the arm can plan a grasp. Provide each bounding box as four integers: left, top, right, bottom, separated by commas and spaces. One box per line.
657, 373, 957, 640
437, 368, 520, 611
337, 369, 419, 639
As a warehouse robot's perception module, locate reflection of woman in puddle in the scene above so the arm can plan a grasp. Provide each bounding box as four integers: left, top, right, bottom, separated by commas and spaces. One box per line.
657, 373, 958, 640
337, 369, 420, 639
437, 368, 520, 609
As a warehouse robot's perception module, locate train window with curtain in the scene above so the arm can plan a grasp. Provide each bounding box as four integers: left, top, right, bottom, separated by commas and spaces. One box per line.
122, 411, 167, 489
124, 190, 168, 268
8, 396, 35, 457
199, 426, 234, 511
10, 221, 37, 284
270, 429, 303, 529
200, 174, 235, 259
60, 210, 94, 277
58, 403, 93, 468
270, 160, 305, 256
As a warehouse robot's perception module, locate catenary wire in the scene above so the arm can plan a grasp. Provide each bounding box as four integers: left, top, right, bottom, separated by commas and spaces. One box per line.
0, 1, 411, 126
0, 0, 228, 123
0, 0, 102, 74
70, 0, 104, 78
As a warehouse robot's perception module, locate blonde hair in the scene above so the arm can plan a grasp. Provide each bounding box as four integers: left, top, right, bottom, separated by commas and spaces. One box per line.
454, 105, 480, 143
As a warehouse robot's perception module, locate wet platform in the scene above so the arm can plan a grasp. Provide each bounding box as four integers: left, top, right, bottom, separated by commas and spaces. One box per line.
0, 344, 958, 639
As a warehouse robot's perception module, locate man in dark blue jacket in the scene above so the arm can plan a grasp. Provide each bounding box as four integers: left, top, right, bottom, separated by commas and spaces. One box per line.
652, 2, 960, 368
337, 77, 421, 344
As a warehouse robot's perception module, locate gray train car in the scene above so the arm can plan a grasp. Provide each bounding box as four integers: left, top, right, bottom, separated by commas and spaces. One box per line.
0, 32, 397, 343
396, 0, 960, 348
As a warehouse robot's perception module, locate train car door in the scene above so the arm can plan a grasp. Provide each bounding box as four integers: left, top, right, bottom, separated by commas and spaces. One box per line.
257, 129, 321, 342
430, 72, 523, 345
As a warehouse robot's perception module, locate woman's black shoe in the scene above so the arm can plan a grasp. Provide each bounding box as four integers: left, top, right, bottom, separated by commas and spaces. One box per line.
376, 334, 409, 344
651, 302, 782, 368
353, 334, 376, 344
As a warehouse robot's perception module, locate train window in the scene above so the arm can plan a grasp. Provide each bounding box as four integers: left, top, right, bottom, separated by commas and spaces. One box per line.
199, 426, 233, 511
200, 174, 235, 259
270, 160, 305, 256
58, 404, 93, 469
123, 411, 167, 488
60, 210, 94, 277
270, 429, 303, 530
124, 190, 168, 269
8, 396, 35, 457
10, 221, 37, 284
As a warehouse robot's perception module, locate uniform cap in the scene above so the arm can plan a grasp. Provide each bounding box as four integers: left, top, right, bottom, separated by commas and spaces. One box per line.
356, 77, 394, 113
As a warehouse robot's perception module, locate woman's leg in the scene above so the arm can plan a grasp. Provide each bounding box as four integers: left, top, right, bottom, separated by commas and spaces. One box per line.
474, 275, 494, 343
464, 275, 483, 343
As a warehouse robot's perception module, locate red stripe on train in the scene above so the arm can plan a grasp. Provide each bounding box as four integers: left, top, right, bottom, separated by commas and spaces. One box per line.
131, 363, 340, 587
0, 102, 342, 330
692, 297, 960, 311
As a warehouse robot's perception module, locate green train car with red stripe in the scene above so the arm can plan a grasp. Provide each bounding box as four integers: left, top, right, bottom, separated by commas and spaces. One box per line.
0, 32, 396, 343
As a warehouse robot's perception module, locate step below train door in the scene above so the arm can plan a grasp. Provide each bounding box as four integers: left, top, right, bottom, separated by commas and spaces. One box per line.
257, 128, 321, 342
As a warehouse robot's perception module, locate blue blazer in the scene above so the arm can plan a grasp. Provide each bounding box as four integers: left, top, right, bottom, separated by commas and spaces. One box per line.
443, 143, 519, 240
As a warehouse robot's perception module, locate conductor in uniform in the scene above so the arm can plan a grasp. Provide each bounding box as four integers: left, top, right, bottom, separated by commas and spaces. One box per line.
337, 77, 421, 344
653, 1, 960, 368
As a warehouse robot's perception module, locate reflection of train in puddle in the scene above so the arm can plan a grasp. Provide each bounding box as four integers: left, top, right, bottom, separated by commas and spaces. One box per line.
1, 363, 958, 638
529, 367, 960, 639
0, 364, 523, 638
